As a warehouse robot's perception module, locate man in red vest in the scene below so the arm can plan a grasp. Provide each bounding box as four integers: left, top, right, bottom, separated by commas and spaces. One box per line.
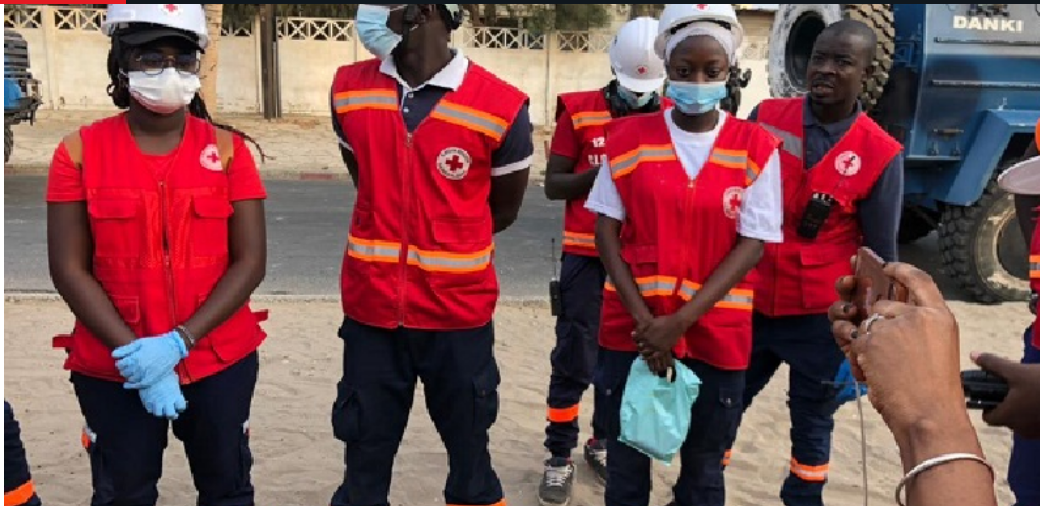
724, 20, 905, 506
328, 5, 532, 506
539, 16, 666, 504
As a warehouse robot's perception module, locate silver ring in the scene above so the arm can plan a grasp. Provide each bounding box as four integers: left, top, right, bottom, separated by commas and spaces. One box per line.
863, 313, 886, 333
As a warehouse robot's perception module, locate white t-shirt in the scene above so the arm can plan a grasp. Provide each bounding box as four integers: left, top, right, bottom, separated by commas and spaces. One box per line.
585, 109, 784, 243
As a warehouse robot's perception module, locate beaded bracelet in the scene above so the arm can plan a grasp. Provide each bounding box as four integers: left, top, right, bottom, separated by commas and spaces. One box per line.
895, 452, 994, 506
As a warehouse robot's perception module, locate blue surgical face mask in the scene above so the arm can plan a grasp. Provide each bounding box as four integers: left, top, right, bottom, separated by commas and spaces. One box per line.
356, 4, 403, 60
666, 81, 728, 115
617, 86, 655, 109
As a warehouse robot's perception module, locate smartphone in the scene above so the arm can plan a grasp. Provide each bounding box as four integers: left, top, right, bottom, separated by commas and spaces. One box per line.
852, 247, 909, 323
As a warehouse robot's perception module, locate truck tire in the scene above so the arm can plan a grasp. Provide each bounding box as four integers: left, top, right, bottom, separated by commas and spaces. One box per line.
4, 125, 11, 164
938, 175, 1030, 304
767, 4, 895, 111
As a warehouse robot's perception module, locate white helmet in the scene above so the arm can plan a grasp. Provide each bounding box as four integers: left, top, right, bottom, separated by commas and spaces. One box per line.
610, 17, 667, 94
102, 4, 209, 50
654, 4, 743, 61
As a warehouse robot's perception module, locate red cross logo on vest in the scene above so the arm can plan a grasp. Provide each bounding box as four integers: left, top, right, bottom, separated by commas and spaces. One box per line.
835, 150, 862, 176
722, 186, 745, 220
437, 147, 472, 181
200, 144, 222, 172
162, 4, 180, 15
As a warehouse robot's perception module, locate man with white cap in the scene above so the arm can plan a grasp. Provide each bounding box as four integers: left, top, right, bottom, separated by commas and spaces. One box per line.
539, 16, 667, 506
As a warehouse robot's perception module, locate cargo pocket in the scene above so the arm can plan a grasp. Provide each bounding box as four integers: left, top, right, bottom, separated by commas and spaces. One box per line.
110, 296, 142, 336
190, 195, 233, 258
428, 216, 493, 290
331, 380, 362, 443
798, 246, 849, 311
472, 361, 501, 434
593, 353, 633, 440
87, 199, 142, 259
714, 386, 744, 448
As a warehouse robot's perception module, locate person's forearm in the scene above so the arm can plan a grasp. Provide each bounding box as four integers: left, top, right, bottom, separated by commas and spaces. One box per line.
545, 168, 599, 201
596, 218, 652, 324
895, 415, 997, 506
51, 268, 137, 349
181, 258, 265, 343
676, 237, 763, 326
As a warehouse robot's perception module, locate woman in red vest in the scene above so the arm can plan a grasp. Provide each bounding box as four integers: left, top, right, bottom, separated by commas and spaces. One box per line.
584, 4, 783, 506
45, 5, 268, 506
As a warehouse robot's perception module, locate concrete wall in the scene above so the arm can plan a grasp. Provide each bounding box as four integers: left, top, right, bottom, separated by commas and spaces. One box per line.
5, 6, 774, 124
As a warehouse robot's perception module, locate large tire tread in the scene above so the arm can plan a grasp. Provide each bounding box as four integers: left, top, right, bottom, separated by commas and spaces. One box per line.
842, 4, 895, 111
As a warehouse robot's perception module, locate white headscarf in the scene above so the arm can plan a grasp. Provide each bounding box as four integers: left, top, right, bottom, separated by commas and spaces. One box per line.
664, 21, 737, 64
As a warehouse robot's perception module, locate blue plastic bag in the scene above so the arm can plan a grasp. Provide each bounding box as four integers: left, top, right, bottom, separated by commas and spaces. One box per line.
834, 358, 868, 404
619, 358, 701, 464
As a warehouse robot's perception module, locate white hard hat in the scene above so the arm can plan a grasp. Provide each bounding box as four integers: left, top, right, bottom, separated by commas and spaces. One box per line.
655, 4, 743, 61
102, 4, 209, 50
610, 17, 667, 94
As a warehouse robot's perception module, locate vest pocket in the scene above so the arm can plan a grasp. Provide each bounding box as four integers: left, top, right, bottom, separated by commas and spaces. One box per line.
427, 217, 494, 289
87, 199, 142, 259
110, 296, 142, 337
471, 360, 501, 434
798, 246, 850, 311
190, 196, 233, 258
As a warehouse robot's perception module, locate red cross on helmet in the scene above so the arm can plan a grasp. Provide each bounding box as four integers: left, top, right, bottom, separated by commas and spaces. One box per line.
610, 17, 667, 94
654, 3, 743, 61
101, 4, 210, 50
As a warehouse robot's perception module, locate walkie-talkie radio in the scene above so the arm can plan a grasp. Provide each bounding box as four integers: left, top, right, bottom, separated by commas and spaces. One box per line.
549, 238, 562, 317
797, 193, 837, 240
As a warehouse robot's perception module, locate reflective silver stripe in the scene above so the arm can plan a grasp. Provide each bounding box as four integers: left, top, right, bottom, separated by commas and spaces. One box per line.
711, 150, 747, 166
680, 284, 697, 300
1031, 262, 1040, 273
573, 114, 611, 128
334, 95, 398, 110
346, 239, 400, 260
721, 293, 754, 306
746, 165, 760, 183
433, 104, 507, 137
611, 147, 674, 176
637, 278, 676, 294
406, 249, 492, 271
761, 124, 804, 160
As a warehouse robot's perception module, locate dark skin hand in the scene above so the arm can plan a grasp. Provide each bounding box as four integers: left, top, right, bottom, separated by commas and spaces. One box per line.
805, 25, 875, 125
616, 35, 765, 374
544, 114, 599, 201
49, 40, 267, 350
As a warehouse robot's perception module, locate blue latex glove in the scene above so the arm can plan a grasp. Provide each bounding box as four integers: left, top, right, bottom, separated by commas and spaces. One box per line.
138, 369, 187, 420
113, 330, 189, 390
834, 359, 868, 404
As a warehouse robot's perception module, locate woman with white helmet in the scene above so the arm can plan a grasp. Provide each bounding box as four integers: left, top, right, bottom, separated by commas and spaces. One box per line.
539, 16, 669, 506
46, 5, 269, 505
584, 4, 783, 506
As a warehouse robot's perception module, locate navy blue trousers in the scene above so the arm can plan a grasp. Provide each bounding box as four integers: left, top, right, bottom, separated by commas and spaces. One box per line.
545, 253, 608, 458
726, 313, 844, 506
1010, 327, 1040, 506
5, 401, 42, 506
330, 318, 503, 506
597, 350, 745, 506
72, 352, 259, 506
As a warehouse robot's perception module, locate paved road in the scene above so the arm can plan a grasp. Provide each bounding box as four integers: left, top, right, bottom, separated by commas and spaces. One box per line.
4, 175, 563, 299
5, 175, 965, 301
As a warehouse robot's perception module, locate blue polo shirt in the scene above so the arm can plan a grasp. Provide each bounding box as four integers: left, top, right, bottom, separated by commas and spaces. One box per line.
748, 100, 904, 262
331, 51, 534, 177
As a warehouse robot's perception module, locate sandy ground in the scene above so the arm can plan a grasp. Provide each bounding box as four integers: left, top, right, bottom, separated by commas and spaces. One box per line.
4, 298, 1025, 506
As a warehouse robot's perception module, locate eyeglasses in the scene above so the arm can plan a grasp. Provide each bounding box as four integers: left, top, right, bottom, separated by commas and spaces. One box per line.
132, 52, 200, 76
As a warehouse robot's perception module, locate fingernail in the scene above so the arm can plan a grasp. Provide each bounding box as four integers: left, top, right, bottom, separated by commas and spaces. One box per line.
850, 330, 859, 340
970, 352, 980, 361
842, 303, 853, 314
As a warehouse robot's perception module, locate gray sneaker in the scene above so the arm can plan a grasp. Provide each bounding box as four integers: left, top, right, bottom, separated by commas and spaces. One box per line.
538, 457, 575, 506
583, 439, 608, 484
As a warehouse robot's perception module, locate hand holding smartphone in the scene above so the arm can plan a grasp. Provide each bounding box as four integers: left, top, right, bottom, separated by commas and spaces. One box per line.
852, 247, 909, 324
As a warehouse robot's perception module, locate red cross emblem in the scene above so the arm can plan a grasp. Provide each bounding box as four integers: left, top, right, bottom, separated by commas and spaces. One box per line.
722, 187, 744, 219
162, 4, 179, 15
437, 147, 472, 181
835, 151, 862, 176
199, 145, 223, 172
696, 4, 708, 10
207, 150, 220, 165
636, 65, 648, 75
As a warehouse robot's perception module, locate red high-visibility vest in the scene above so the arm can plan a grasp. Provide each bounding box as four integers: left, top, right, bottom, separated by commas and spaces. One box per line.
753, 97, 902, 317
556, 91, 611, 256
52, 114, 268, 384
598, 111, 779, 370
332, 59, 528, 330
555, 91, 673, 256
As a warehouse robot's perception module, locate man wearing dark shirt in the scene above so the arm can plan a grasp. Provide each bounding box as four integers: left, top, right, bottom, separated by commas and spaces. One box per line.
725, 20, 905, 506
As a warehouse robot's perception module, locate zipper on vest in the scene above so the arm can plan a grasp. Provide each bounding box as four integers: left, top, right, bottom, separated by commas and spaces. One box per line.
398, 133, 413, 327
159, 181, 184, 380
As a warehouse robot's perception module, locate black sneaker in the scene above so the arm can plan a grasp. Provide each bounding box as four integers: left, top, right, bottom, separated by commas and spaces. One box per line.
538, 457, 575, 506
583, 439, 608, 484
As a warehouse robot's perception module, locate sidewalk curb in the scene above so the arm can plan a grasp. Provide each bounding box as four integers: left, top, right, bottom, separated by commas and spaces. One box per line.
5, 292, 551, 308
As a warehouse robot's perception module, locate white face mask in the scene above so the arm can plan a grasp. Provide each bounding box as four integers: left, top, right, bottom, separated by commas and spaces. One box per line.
127, 68, 200, 114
